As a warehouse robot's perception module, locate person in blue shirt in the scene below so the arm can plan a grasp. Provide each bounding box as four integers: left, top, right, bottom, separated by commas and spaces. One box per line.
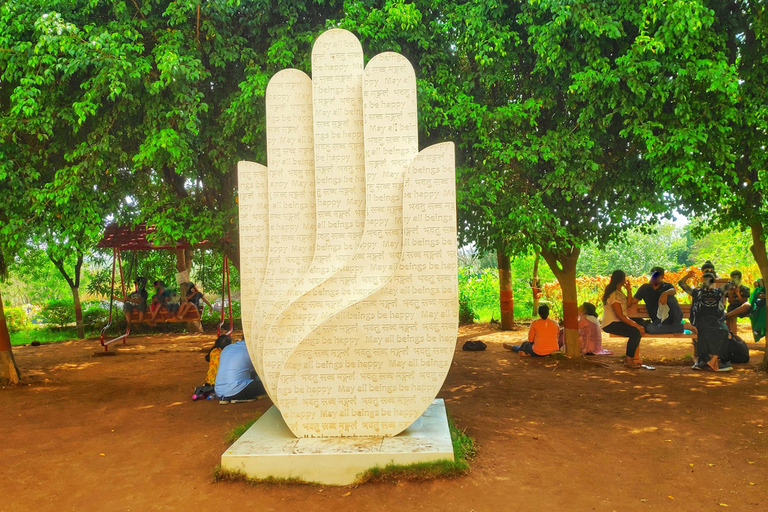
214, 339, 266, 404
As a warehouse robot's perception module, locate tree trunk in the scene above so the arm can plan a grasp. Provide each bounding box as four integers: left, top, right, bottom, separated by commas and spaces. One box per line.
497, 246, 514, 330
0, 289, 21, 384
749, 223, 768, 363
176, 248, 203, 333
541, 247, 581, 358
49, 251, 85, 339
532, 252, 541, 317
71, 286, 84, 339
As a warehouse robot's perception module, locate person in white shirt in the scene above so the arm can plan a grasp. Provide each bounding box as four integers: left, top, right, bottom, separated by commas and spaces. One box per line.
601, 270, 646, 368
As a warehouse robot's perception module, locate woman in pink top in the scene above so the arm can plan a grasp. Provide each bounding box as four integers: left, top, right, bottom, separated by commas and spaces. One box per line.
579, 302, 612, 355
508, 304, 560, 356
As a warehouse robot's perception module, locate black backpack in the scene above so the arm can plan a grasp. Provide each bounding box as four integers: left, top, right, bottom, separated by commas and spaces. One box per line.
728, 333, 750, 364
462, 340, 487, 351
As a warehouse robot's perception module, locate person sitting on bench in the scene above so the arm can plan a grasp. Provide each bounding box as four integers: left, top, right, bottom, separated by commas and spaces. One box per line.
634, 267, 696, 335
601, 270, 646, 369
121, 276, 148, 327
176, 282, 212, 319
215, 339, 266, 404
725, 270, 751, 317
679, 270, 751, 371
508, 304, 560, 356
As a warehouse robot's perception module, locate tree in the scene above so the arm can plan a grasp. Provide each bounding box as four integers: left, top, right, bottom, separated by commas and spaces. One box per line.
0, 0, 358, 271
427, 1, 689, 356
604, 1, 768, 360
0, 251, 21, 384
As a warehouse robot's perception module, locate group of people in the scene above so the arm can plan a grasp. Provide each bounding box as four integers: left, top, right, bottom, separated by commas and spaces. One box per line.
505, 262, 766, 372
194, 334, 266, 404
121, 277, 212, 327
602, 262, 761, 371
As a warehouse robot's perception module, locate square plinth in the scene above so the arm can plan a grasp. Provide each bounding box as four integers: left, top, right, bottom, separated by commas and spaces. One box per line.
221, 399, 454, 486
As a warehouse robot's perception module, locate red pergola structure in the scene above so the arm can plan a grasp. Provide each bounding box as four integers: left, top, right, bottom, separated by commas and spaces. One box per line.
97, 224, 233, 351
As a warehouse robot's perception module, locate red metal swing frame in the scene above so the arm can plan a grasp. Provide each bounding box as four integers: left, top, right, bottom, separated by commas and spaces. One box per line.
97, 224, 233, 351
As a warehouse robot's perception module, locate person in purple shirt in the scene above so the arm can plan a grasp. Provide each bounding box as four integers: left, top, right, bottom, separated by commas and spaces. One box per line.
214, 339, 266, 404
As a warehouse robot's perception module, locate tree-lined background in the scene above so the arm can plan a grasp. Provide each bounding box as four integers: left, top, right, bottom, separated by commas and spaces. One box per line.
2, 0, 767, 382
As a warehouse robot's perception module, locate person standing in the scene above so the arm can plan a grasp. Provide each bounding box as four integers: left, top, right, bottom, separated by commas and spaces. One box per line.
601, 270, 646, 368
750, 279, 766, 343
679, 270, 750, 371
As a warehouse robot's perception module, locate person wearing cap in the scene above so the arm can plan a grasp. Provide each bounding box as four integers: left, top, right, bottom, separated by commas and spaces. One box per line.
679, 270, 751, 371
634, 267, 696, 335
176, 282, 212, 319
701, 260, 716, 277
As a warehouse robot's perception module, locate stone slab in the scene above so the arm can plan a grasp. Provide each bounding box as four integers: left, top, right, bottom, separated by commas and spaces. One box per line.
221, 399, 454, 486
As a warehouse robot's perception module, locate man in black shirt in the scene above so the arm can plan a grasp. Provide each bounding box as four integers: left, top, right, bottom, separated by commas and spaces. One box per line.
634, 267, 688, 334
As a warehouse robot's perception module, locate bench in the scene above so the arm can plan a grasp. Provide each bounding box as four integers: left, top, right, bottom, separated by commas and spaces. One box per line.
609, 303, 696, 338
130, 304, 204, 324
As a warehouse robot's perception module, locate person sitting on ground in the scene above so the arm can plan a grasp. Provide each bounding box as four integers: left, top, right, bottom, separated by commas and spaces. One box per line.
601, 270, 646, 369
578, 302, 613, 355
679, 270, 751, 371
214, 339, 266, 404
633, 267, 696, 335
507, 304, 560, 357
205, 334, 232, 386
750, 278, 765, 343
176, 282, 212, 319
122, 276, 148, 327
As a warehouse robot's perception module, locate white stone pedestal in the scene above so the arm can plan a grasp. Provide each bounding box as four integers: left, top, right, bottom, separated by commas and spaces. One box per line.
221, 399, 454, 485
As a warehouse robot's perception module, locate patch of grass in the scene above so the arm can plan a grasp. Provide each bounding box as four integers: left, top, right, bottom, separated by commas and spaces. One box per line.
355, 418, 477, 484
212, 465, 314, 486
224, 416, 261, 444
9, 327, 89, 346
757, 359, 768, 373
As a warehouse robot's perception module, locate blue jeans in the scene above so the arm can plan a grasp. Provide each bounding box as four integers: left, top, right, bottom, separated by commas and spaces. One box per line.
645, 295, 685, 334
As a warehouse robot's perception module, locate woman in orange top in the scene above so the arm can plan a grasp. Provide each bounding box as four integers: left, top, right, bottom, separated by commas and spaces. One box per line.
509, 304, 560, 356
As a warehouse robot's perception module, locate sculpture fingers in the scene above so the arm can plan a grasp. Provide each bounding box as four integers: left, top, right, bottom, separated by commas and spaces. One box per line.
237, 161, 269, 345
264, 49, 420, 406
277, 142, 457, 437
250, 69, 315, 391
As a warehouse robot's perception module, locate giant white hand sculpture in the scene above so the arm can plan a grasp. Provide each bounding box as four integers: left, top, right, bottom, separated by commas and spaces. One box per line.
238, 29, 457, 437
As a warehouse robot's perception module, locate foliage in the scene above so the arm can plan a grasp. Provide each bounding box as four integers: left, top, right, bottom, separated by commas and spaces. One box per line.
82, 305, 109, 329
458, 286, 476, 325
577, 224, 694, 277
3, 306, 28, 333
688, 224, 760, 274
38, 299, 75, 328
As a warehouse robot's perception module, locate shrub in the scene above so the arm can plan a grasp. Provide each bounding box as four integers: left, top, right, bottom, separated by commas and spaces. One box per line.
4, 307, 29, 333
458, 288, 476, 324
39, 299, 75, 328
83, 306, 109, 329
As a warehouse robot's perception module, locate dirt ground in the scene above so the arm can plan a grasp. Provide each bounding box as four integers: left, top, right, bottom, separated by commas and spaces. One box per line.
2, 324, 768, 512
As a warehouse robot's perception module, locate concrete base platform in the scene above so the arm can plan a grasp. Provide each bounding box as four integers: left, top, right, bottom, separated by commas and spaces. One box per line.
221, 399, 454, 485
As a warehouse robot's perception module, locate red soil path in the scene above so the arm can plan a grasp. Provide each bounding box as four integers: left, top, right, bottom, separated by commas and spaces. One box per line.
2, 324, 767, 511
